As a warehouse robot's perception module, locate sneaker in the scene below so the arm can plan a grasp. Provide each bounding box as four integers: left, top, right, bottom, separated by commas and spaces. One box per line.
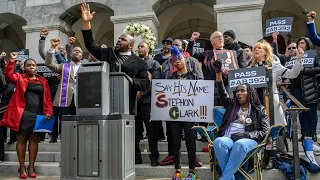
159, 155, 174, 166
186, 172, 196, 180
195, 157, 203, 167
172, 172, 183, 180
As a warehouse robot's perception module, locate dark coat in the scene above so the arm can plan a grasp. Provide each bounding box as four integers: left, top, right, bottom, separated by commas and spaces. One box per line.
82, 29, 149, 115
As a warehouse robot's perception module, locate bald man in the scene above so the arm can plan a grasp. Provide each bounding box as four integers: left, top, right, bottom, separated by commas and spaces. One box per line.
81, 3, 149, 123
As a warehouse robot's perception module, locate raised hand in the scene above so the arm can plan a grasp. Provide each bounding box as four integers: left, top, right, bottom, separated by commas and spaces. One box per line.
81, 3, 96, 22
296, 47, 304, 63
50, 38, 60, 49
307, 11, 316, 22
69, 37, 76, 45
41, 28, 49, 37
272, 32, 279, 42
191, 32, 200, 41
10, 52, 18, 61
0, 52, 6, 58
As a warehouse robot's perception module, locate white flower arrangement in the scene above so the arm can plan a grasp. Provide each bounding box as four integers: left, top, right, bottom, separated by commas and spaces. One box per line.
123, 23, 157, 54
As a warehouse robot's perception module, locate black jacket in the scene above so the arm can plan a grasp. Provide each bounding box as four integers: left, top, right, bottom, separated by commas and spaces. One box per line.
216, 81, 270, 142
169, 71, 200, 80
299, 53, 320, 104
140, 57, 161, 104
153, 53, 170, 65
82, 29, 149, 115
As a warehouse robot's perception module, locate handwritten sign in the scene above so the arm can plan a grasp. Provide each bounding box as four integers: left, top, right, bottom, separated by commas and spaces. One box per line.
228, 67, 267, 91
265, 17, 294, 37
16, 49, 29, 61
151, 79, 214, 122
284, 50, 317, 68
214, 50, 238, 71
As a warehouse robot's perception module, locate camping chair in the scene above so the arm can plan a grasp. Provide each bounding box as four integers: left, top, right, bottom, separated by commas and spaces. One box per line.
192, 106, 225, 180
237, 124, 285, 180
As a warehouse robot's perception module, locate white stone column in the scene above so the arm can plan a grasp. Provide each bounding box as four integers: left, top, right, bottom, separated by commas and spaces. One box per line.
22, 20, 73, 63
110, 12, 160, 51
214, 0, 265, 46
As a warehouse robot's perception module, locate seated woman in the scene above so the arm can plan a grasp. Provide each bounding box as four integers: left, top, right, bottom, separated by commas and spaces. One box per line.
212, 60, 270, 180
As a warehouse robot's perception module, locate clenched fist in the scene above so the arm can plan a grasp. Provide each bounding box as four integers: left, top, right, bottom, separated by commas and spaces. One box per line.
272, 32, 279, 42
10, 52, 18, 62
0, 52, 6, 58
81, 3, 96, 22
41, 28, 49, 37
191, 32, 200, 41
307, 11, 316, 22
296, 48, 304, 63
50, 38, 60, 49
69, 37, 76, 44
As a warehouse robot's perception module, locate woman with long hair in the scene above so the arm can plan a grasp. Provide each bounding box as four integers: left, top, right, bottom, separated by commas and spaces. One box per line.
212, 59, 270, 180
0, 52, 53, 179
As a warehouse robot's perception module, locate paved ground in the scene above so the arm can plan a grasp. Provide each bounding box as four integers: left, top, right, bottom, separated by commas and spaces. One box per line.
0, 176, 174, 180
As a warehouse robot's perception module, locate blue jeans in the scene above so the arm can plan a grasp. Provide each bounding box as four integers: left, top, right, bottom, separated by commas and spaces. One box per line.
213, 137, 258, 180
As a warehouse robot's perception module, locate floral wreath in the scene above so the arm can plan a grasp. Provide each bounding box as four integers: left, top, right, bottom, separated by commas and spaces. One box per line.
123, 23, 157, 54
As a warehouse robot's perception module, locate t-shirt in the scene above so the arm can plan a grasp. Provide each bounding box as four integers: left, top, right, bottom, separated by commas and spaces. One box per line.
224, 108, 248, 138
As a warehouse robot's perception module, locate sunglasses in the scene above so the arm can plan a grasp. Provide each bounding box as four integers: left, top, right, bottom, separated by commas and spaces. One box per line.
287, 47, 297, 50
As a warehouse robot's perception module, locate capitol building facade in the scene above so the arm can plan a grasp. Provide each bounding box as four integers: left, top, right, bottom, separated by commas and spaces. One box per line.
0, 0, 318, 61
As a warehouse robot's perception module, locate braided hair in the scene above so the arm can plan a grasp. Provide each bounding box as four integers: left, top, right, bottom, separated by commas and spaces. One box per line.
222, 83, 262, 135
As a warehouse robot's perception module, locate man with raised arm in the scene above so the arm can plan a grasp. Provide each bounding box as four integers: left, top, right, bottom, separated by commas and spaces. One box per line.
80, 3, 149, 126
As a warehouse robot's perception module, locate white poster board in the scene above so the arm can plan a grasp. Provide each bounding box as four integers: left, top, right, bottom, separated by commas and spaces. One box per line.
151, 79, 214, 123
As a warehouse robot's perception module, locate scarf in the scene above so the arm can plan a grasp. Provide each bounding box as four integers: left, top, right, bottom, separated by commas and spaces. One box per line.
58, 62, 72, 107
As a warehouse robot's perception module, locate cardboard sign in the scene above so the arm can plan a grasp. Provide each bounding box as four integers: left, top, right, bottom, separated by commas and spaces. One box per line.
151, 79, 214, 123
16, 49, 29, 61
284, 50, 317, 68
214, 50, 238, 71
228, 67, 267, 91
265, 17, 294, 36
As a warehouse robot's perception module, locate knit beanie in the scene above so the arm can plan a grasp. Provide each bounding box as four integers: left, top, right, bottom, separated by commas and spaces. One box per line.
223, 30, 236, 40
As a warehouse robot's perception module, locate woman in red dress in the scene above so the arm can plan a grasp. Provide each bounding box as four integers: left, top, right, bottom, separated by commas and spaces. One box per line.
0, 52, 53, 179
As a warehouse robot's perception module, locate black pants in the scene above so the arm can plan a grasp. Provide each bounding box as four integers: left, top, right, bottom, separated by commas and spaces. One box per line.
135, 102, 159, 161
0, 126, 4, 161
171, 121, 196, 169
166, 121, 173, 156
51, 107, 61, 139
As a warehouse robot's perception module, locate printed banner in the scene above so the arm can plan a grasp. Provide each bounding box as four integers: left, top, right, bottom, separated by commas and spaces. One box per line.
151, 79, 214, 122
16, 49, 29, 61
228, 67, 267, 91
214, 50, 239, 71
192, 40, 205, 54
265, 17, 294, 36
284, 50, 317, 68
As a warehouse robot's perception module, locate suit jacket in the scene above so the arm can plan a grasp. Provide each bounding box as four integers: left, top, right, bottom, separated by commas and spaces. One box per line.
82, 29, 149, 115
45, 49, 77, 107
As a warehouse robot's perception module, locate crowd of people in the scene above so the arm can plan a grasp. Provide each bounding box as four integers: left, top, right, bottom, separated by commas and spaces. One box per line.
0, 3, 320, 179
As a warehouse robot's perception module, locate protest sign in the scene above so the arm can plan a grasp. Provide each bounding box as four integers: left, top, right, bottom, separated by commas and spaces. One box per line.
265, 17, 294, 36
151, 79, 214, 123
214, 50, 238, 71
228, 67, 267, 91
192, 40, 205, 54
284, 50, 317, 68
37, 63, 59, 88
16, 49, 29, 61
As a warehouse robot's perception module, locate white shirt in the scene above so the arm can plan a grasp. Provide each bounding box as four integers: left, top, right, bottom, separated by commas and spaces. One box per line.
72, 61, 81, 79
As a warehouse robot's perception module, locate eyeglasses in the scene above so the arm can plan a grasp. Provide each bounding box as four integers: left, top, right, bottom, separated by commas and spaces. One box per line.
223, 35, 230, 39
287, 47, 297, 50
172, 44, 180, 47
212, 35, 223, 40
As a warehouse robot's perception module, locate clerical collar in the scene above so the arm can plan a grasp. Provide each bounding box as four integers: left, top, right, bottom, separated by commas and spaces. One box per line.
119, 51, 131, 56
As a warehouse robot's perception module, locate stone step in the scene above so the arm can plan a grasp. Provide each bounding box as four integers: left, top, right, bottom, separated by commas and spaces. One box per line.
0, 162, 319, 179
4, 142, 61, 152
4, 151, 61, 162
141, 152, 209, 164
4, 141, 209, 153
